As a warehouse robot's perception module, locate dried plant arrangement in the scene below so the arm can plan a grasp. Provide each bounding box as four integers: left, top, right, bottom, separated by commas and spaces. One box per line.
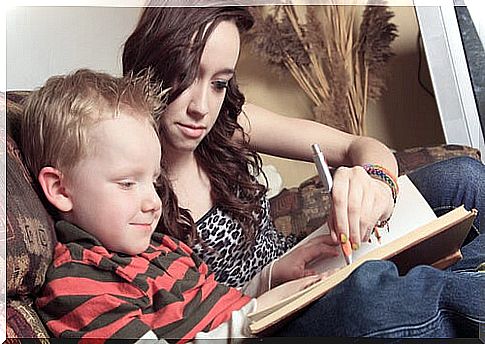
245, 4, 398, 135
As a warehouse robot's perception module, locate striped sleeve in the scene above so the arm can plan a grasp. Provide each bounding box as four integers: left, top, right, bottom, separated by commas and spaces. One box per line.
143, 235, 252, 341
36, 260, 151, 340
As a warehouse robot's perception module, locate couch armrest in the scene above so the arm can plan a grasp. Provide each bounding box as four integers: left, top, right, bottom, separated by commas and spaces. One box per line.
394, 144, 481, 175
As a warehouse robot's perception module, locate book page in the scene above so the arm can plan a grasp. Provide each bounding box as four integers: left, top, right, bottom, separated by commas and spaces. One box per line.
290, 175, 437, 274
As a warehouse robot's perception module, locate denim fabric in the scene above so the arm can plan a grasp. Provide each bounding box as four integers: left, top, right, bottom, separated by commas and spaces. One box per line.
408, 156, 484, 243
274, 157, 485, 338
275, 235, 484, 338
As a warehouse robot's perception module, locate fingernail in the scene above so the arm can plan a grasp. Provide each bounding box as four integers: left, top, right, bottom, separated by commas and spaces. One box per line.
352, 242, 359, 251
363, 227, 372, 242
374, 228, 382, 244
340, 233, 348, 244
341, 240, 352, 257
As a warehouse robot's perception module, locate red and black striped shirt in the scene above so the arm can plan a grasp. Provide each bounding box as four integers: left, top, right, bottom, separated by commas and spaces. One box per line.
36, 221, 251, 343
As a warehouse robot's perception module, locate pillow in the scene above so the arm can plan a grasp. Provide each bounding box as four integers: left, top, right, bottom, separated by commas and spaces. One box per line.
394, 144, 481, 176
270, 177, 331, 239
7, 300, 50, 339
6, 133, 56, 297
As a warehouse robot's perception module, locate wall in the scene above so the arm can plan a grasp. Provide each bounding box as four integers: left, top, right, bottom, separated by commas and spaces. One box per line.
366, 6, 445, 150
7, 6, 143, 89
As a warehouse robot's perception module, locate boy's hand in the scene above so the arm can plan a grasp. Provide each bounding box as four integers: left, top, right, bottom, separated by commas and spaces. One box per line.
271, 235, 339, 288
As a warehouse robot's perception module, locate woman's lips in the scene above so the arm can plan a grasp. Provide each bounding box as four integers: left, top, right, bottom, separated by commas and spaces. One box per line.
177, 123, 206, 139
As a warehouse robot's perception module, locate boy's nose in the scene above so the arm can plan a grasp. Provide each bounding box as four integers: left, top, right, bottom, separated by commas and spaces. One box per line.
141, 186, 161, 213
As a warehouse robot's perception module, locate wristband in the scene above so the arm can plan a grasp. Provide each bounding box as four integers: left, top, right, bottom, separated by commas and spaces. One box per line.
362, 163, 399, 204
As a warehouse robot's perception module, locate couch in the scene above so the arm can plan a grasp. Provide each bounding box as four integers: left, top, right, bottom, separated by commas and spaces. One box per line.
3, 91, 482, 340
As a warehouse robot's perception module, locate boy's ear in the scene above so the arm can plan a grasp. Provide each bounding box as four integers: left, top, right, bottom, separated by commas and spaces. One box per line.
37, 167, 73, 212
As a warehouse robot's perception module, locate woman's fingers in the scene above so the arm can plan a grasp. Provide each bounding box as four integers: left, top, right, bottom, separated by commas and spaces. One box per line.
347, 171, 365, 248
305, 234, 340, 246
318, 268, 340, 279
328, 217, 338, 242
331, 168, 350, 248
372, 179, 394, 221
304, 269, 317, 277
272, 239, 339, 286
329, 166, 396, 249
296, 237, 340, 264
332, 166, 368, 249
289, 274, 323, 290
360, 181, 377, 243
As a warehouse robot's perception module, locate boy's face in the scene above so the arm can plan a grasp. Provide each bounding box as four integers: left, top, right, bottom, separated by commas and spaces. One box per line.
64, 111, 162, 255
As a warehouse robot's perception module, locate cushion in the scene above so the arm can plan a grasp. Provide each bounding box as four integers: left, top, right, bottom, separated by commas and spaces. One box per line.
395, 144, 481, 176
270, 176, 331, 239
6, 300, 50, 339
6, 133, 56, 297
6, 91, 29, 144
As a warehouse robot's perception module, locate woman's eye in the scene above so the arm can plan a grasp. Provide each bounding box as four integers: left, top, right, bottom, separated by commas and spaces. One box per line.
212, 80, 229, 91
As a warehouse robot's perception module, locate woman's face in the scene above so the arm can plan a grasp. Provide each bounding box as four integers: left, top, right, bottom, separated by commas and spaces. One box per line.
159, 20, 241, 156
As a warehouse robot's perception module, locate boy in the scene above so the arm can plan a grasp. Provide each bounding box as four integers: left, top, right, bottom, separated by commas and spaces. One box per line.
22, 69, 295, 342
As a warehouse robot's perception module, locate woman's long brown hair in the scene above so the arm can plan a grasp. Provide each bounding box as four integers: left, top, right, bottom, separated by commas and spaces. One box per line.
122, 6, 266, 245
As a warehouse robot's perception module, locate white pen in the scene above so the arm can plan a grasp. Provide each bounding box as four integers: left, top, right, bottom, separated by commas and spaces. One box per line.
311, 143, 332, 193
312, 143, 352, 265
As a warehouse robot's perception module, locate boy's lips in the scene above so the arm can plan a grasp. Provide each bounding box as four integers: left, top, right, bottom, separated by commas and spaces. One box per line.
176, 123, 206, 139
130, 223, 153, 231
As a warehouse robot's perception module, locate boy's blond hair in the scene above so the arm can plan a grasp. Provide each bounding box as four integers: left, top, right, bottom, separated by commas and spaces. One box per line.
21, 69, 165, 177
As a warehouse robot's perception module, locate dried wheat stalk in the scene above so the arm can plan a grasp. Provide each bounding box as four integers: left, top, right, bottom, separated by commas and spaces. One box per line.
246, 4, 397, 135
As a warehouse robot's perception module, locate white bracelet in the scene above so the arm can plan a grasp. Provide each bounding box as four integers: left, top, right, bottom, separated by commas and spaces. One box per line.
268, 258, 279, 291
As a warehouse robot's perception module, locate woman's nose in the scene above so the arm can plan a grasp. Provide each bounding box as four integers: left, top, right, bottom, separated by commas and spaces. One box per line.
187, 82, 209, 118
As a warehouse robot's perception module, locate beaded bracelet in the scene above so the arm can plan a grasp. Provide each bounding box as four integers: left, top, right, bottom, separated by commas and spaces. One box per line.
362, 163, 399, 204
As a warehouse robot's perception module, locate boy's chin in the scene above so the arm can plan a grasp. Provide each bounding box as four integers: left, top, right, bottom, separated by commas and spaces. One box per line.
115, 243, 151, 256
104, 235, 153, 256
127, 245, 150, 255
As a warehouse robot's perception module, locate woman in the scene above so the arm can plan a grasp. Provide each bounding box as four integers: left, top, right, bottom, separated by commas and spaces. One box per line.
122, 6, 483, 291
119, 5, 484, 338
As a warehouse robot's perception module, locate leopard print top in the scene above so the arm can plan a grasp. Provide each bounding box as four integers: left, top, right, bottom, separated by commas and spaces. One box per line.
192, 197, 298, 288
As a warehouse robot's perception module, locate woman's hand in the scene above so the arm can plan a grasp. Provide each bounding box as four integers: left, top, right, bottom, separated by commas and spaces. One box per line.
328, 166, 394, 249
256, 275, 322, 311
270, 235, 339, 288
256, 268, 339, 311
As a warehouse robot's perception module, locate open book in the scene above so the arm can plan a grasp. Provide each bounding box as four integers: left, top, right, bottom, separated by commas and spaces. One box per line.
248, 175, 477, 334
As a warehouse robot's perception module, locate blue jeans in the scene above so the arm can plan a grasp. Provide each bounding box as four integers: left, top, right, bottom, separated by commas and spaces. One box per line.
408, 156, 484, 243
274, 157, 485, 338
275, 235, 484, 338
